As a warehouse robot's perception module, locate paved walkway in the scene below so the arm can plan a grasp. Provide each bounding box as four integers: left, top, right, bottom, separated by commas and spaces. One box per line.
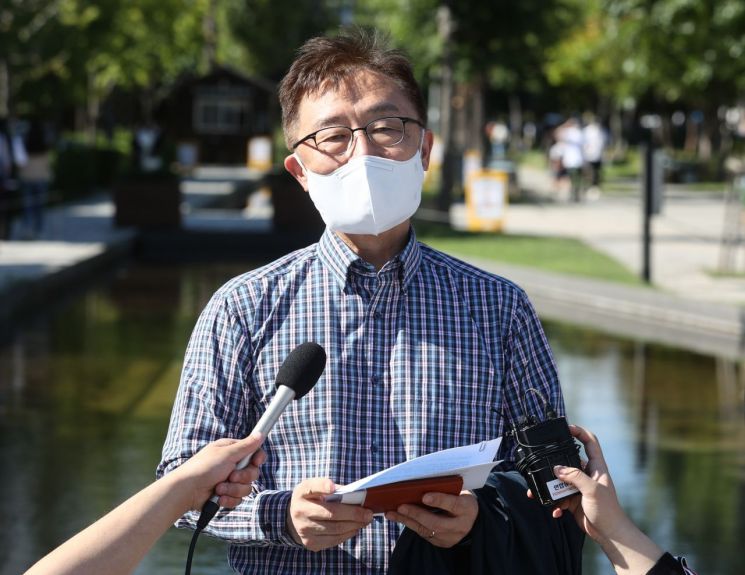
0, 167, 266, 322
446, 165, 745, 358
509, 166, 745, 305
1, 165, 744, 358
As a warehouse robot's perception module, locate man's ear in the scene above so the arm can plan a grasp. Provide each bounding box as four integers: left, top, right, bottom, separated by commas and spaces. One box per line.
420, 130, 435, 171
284, 154, 309, 192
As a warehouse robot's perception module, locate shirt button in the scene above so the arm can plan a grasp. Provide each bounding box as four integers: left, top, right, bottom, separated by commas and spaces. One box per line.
370, 374, 379, 385
373, 310, 382, 320
370, 440, 379, 453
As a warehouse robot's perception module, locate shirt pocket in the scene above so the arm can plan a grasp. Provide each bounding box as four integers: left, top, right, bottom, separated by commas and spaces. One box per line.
398, 334, 501, 455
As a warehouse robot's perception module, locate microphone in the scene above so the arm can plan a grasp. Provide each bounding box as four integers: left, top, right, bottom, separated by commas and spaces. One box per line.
198, 342, 327, 523
234, 341, 327, 469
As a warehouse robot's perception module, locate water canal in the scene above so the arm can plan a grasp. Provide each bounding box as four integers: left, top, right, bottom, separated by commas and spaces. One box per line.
0, 261, 743, 575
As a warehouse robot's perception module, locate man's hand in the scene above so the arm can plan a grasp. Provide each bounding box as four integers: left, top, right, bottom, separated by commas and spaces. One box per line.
385, 490, 478, 548
287, 478, 374, 552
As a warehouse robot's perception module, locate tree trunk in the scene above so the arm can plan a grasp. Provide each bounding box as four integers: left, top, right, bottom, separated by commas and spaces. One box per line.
0, 58, 8, 118
467, 79, 484, 152
87, 70, 99, 143
609, 103, 626, 161
508, 94, 522, 151
437, 4, 455, 211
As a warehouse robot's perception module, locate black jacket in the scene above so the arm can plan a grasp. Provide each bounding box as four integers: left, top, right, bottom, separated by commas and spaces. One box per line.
390, 470, 584, 575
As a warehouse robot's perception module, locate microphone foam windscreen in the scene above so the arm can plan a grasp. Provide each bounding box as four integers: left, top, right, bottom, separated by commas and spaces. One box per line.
275, 342, 327, 399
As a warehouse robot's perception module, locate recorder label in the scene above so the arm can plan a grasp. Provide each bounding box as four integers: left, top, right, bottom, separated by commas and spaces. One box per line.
547, 478, 579, 500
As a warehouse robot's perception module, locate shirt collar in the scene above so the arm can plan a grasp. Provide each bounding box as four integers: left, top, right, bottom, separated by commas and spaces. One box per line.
317, 227, 421, 290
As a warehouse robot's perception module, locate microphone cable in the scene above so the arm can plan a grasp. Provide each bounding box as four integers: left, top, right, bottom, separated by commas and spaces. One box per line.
184, 500, 220, 575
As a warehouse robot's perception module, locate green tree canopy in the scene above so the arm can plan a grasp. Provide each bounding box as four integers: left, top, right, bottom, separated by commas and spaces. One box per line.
546, 0, 745, 112
225, 0, 338, 80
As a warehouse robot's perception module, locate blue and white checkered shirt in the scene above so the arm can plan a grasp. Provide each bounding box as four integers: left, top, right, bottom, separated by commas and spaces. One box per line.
158, 226, 564, 574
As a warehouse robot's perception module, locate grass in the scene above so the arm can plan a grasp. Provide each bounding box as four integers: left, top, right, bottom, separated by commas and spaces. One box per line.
707, 268, 745, 279
414, 221, 643, 285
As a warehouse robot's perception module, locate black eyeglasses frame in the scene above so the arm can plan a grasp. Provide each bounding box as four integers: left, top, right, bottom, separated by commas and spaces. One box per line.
290, 116, 424, 153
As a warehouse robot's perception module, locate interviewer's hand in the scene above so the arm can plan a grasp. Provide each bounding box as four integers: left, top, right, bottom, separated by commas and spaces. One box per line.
547, 425, 626, 540
543, 425, 665, 575
171, 433, 266, 511
385, 490, 479, 548
286, 478, 374, 551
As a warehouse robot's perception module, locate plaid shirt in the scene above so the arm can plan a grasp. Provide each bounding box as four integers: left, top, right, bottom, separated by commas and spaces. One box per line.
158, 227, 563, 574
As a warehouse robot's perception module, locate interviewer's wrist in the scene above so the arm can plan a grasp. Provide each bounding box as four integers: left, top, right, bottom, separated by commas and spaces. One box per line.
597, 515, 664, 574
165, 464, 208, 511
153, 468, 201, 523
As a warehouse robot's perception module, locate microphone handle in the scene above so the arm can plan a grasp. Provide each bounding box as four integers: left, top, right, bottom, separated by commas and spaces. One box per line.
207, 385, 296, 505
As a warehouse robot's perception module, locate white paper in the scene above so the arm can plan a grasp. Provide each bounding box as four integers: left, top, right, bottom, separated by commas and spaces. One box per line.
326, 437, 501, 502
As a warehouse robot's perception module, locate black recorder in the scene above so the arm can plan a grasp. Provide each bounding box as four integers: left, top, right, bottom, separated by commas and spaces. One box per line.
511, 392, 582, 507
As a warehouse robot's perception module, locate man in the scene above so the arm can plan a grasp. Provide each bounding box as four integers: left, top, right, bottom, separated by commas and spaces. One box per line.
158, 28, 565, 573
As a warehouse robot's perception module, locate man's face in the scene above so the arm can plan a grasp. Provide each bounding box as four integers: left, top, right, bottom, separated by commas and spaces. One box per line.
284, 68, 433, 188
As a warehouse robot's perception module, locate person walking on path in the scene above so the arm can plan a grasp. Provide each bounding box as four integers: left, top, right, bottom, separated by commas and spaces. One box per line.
0, 118, 14, 240
18, 119, 52, 239
582, 113, 607, 200
556, 117, 585, 202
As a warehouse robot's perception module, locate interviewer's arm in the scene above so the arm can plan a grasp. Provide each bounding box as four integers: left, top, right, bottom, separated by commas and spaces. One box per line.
551, 425, 664, 575
25, 434, 265, 575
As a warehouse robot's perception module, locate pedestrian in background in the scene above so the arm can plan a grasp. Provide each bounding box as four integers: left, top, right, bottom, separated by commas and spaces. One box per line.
557, 117, 585, 202
582, 112, 607, 200
0, 118, 13, 240
18, 119, 52, 239
0, 117, 28, 239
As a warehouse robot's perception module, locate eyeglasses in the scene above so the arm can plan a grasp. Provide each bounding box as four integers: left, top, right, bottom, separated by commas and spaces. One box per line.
291, 116, 424, 156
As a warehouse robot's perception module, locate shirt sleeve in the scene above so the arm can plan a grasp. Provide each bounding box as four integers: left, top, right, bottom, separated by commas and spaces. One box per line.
500, 291, 565, 460
646, 552, 698, 575
156, 292, 299, 547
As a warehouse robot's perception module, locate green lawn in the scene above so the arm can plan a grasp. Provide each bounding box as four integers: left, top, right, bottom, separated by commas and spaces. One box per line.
414, 221, 642, 285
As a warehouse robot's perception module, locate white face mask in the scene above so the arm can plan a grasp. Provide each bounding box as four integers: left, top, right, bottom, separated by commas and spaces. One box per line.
295, 148, 425, 236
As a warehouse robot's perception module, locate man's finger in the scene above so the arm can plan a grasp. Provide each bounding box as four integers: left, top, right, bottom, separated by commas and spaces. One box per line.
302, 528, 366, 552
421, 492, 459, 514
299, 518, 372, 536
308, 502, 373, 524
300, 477, 336, 498
385, 510, 426, 536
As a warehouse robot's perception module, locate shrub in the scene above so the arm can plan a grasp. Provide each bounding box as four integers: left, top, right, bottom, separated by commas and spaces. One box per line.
52, 141, 128, 200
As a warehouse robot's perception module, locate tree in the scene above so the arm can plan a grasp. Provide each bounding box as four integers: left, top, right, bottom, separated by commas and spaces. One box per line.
1, 0, 221, 134
546, 0, 745, 156
0, 0, 70, 118
59, 0, 212, 132
225, 0, 338, 80
355, 0, 584, 205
